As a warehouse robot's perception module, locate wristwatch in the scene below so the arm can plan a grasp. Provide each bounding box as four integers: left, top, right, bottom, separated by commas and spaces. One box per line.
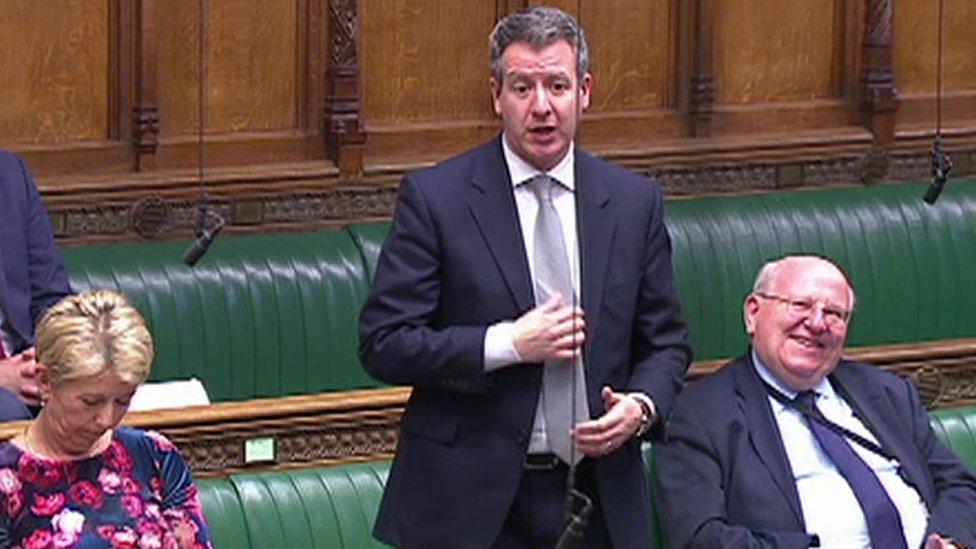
634, 395, 654, 437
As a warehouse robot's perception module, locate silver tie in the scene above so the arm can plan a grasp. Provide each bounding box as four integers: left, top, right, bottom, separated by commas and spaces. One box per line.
528, 175, 589, 465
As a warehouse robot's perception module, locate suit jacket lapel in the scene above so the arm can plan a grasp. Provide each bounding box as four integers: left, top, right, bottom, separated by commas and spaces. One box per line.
575, 151, 614, 369
734, 356, 807, 525
830, 364, 934, 503
467, 138, 535, 314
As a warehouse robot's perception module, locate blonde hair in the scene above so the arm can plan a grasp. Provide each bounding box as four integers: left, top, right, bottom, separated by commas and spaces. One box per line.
35, 290, 154, 386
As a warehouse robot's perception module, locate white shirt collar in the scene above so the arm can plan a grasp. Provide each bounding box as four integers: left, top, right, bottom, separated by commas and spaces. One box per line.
751, 348, 836, 401
500, 133, 575, 190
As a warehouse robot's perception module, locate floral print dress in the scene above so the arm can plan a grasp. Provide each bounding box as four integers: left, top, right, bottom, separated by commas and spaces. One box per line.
0, 427, 212, 549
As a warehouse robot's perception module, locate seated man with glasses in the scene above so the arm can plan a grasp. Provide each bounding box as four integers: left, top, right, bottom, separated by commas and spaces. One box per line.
654, 255, 976, 548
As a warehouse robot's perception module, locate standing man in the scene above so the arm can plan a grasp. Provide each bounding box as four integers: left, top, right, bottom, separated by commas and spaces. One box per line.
0, 150, 73, 419
654, 255, 976, 548
359, 6, 690, 548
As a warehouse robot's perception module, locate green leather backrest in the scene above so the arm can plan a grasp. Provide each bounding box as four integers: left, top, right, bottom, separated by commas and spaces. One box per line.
61, 230, 382, 402
929, 405, 976, 473
200, 461, 392, 549
666, 179, 976, 359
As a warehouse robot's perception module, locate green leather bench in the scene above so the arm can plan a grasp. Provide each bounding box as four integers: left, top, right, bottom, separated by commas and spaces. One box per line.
196, 407, 976, 548
58, 178, 976, 402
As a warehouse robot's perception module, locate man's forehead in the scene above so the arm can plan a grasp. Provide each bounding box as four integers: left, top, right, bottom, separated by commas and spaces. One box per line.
773, 259, 850, 299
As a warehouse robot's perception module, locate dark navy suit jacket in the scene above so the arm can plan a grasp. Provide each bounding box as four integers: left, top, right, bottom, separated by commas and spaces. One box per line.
654, 354, 976, 548
359, 137, 691, 548
0, 150, 72, 353
0, 151, 72, 420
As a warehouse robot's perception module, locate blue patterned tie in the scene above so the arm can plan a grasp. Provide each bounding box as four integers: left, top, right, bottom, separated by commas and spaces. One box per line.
795, 391, 907, 549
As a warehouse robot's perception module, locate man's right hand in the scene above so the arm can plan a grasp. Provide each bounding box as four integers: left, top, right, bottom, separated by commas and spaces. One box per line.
512, 295, 585, 363
0, 347, 41, 406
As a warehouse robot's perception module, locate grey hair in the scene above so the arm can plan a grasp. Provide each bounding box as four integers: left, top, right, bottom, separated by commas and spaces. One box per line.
489, 6, 589, 83
751, 255, 857, 311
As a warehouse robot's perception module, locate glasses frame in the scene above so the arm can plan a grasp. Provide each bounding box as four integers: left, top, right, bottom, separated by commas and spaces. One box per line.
754, 291, 852, 327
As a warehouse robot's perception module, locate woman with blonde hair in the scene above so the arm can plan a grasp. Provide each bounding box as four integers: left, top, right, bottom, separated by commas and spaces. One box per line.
0, 290, 211, 548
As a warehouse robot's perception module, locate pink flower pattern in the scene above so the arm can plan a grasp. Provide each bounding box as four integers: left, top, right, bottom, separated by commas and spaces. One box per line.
0, 428, 211, 548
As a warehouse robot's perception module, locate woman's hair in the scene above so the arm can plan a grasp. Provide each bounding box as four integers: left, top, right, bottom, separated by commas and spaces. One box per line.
35, 290, 154, 386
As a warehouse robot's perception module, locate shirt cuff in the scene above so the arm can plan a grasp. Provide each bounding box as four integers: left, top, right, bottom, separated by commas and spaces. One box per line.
484, 321, 521, 372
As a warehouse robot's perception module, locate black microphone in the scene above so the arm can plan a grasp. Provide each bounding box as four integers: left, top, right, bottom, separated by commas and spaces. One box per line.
554, 479, 594, 549
182, 209, 224, 266
923, 136, 953, 205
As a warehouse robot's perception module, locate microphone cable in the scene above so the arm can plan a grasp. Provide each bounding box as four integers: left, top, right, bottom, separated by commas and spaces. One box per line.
923, 0, 953, 204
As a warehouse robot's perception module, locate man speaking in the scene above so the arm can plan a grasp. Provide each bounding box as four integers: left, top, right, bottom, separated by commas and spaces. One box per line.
359, 6, 690, 548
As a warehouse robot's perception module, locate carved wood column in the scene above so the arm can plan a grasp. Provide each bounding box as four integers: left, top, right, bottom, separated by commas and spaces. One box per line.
130, 0, 160, 171
323, 0, 366, 179
859, 0, 898, 147
688, 0, 715, 138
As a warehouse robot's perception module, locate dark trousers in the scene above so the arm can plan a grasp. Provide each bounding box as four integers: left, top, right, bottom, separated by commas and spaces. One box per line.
491, 458, 611, 549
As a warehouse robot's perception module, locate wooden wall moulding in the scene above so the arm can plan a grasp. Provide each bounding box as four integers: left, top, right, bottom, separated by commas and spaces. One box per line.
129, 0, 161, 171
687, 0, 716, 137
859, 0, 898, 146
323, 0, 366, 178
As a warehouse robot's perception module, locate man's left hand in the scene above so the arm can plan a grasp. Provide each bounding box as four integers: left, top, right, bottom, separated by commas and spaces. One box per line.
572, 386, 643, 457
925, 533, 962, 549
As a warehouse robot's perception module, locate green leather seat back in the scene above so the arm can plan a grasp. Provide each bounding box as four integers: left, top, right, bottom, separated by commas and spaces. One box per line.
346, 221, 393, 283
929, 406, 976, 473
666, 179, 976, 359
196, 476, 251, 548
61, 229, 382, 402
198, 461, 393, 549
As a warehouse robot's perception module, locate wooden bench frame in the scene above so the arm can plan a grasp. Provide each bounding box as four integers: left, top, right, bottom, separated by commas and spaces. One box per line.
2, 339, 974, 476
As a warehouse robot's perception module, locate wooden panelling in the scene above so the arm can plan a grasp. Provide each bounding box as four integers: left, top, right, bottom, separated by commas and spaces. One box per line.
0, 0, 974, 238
0, 1, 110, 146
157, 0, 300, 136
893, 0, 976, 135
583, 1, 673, 113
714, 0, 843, 104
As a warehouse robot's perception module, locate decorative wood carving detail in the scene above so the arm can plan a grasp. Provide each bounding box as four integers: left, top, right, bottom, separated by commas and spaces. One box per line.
131, 0, 159, 170
688, 0, 715, 137
48, 142, 976, 241
859, 0, 897, 145
323, 0, 366, 177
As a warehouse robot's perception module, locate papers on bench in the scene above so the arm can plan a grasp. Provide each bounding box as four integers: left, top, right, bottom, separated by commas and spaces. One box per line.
129, 378, 210, 411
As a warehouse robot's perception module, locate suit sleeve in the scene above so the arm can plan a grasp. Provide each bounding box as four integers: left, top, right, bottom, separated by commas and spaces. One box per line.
18, 155, 72, 325
358, 174, 489, 394
903, 379, 976, 546
626, 187, 692, 435
654, 395, 817, 549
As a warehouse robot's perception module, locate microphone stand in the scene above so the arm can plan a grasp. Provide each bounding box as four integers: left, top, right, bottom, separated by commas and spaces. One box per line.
923, 0, 952, 205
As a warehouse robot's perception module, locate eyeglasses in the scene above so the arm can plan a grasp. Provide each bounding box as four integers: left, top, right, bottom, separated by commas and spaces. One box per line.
755, 292, 852, 327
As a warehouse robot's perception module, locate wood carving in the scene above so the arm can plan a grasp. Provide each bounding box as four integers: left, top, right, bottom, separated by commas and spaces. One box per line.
323, 0, 366, 177
859, 0, 897, 146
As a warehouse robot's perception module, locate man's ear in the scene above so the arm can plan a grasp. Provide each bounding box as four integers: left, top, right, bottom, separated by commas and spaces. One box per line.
490, 77, 502, 116
743, 295, 760, 335
579, 72, 593, 111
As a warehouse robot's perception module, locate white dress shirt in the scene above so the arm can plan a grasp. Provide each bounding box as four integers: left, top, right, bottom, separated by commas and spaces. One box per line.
753, 352, 928, 548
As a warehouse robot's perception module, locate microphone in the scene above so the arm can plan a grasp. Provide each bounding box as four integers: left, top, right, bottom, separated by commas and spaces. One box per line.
554, 477, 594, 549
923, 136, 953, 205
182, 207, 224, 266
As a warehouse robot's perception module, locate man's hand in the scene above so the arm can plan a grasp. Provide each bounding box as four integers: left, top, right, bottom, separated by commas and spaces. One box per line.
925, 534, 961, 549
0, 347, 41, 406
572, 386, 643, 457
512, 295, 585, 363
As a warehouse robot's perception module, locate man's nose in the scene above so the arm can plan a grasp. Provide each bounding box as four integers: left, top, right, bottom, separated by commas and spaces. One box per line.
803, 306, 829, 332
532, 85, 551, 115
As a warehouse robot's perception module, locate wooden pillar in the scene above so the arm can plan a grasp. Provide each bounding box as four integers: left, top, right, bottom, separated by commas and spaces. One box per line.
323, 0, 366, 179
688, 0, 715, 138
859, 0, 898, 147
130, 0, 160, 171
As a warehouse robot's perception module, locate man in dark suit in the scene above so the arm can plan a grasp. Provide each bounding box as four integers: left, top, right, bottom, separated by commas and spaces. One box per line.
359, 6, 690, 548
654, 255, 976, 548
0, 150, 73, 419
